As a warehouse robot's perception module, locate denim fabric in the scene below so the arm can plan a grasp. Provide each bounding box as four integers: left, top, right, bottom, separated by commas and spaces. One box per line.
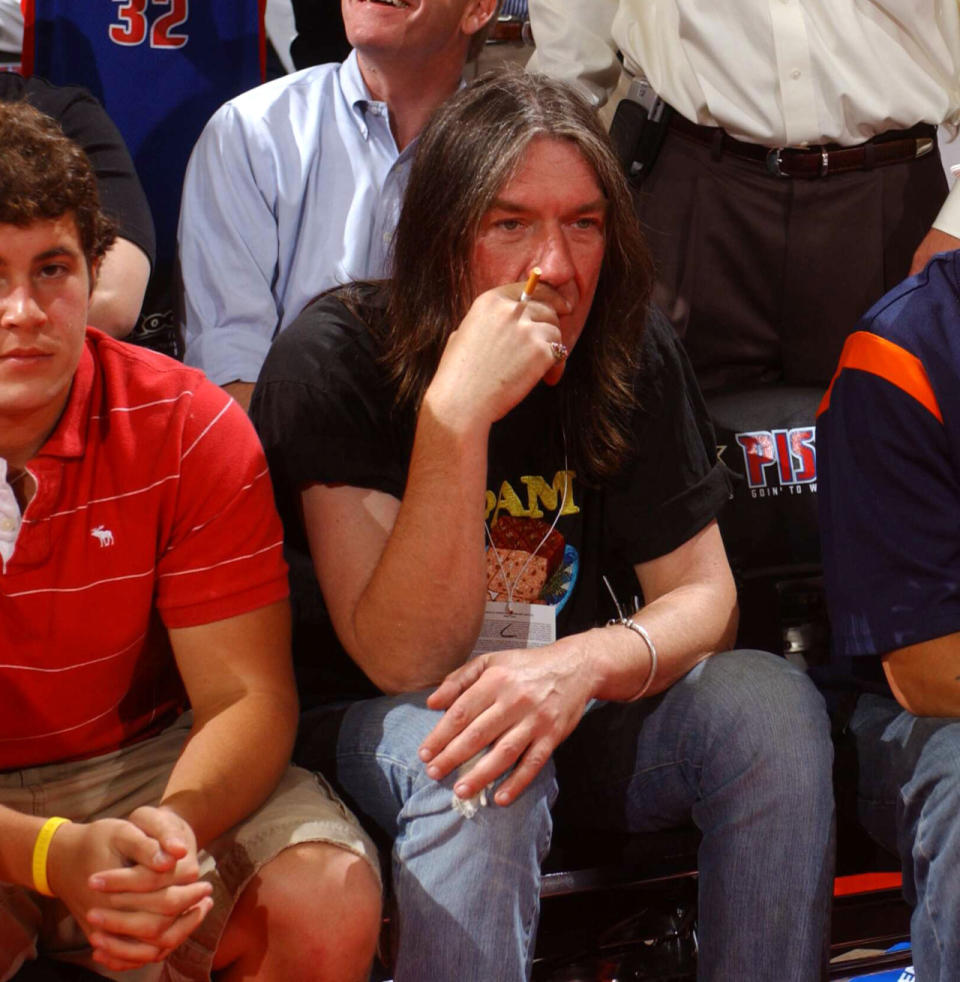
851, 693, 960, 981
328, 691, 556, 981
299, 650, 834, 981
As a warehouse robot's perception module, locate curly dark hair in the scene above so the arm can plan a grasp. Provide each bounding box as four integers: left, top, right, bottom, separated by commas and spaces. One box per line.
0, 100, 116, 269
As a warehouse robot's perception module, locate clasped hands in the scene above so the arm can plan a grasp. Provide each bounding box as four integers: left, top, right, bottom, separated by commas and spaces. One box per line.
418, 639, 595, 807
47, 805, 211, 972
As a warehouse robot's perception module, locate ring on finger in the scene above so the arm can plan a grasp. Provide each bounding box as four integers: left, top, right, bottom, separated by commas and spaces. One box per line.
549, 341, 568, 363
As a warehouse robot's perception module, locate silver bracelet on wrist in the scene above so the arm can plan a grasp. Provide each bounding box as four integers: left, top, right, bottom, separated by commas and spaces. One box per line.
607, 616, 658, 700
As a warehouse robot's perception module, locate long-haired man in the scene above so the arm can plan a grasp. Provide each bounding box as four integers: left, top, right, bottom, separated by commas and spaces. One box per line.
253, 71, 835, 981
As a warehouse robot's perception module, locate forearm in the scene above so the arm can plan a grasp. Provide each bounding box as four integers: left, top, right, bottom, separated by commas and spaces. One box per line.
87, 238, 151, 338
883, 633, 960, 717
160, 690, 297, 848
0, 806, 47, 888
351, 397, 491, 692
313, 286, 568, 692
588, 576, 738, 703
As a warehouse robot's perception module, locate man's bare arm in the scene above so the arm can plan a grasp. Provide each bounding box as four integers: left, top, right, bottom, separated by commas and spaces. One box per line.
419, 520, 738, 803
883, 634, 960, 717
0, 806, 62, 890
302, 284, 568, 694
302, 404, 490, 695
87, 237, 151, 338
74, 600, 296, 966
159, 598, 298, 847
596, 519, 738, 700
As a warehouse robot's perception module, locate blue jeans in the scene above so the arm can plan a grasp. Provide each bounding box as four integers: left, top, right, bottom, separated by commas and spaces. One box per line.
297, 650, 834, 981
851, 693, 960, 981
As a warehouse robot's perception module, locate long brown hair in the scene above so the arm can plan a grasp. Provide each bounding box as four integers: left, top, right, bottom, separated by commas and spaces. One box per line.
381, 69, 655, 481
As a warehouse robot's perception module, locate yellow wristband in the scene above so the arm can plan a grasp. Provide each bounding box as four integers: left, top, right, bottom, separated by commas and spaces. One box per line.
31, 817, 71, 897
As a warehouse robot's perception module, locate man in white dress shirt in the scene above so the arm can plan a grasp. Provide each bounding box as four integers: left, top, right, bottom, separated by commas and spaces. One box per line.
527, 0, 960, 391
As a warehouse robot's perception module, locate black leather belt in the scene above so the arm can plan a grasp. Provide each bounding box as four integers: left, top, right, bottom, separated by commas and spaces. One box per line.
670, 114, 937, 178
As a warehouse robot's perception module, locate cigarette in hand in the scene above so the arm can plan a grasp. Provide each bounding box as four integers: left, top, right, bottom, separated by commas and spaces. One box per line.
519, 267, 541, 303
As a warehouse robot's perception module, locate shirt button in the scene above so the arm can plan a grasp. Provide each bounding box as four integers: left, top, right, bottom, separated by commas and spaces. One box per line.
0, 517, 16, 532
791, 69, 802, 80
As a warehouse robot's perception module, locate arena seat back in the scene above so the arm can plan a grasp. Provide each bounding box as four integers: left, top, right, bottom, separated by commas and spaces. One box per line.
708, 385, 827, 662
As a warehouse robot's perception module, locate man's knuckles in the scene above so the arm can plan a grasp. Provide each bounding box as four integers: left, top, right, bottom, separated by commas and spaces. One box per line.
491, 737, 525, 765
152, 890, 193, 919
172, 858, 200, 883
493, 675, 543, 715
444, 699, 474, 731
455, 726, 495, 760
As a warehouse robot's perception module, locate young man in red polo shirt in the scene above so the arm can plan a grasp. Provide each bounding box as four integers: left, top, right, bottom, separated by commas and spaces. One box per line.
0, 101, 381, 981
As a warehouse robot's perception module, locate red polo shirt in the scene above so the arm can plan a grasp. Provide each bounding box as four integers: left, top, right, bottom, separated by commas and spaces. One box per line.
0, 330, 289, 769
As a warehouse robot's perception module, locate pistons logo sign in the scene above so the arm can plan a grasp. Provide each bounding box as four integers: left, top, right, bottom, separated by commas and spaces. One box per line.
734, 427, 817, 498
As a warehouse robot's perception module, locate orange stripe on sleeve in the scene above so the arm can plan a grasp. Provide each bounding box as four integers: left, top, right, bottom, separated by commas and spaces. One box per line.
817, 330, 943, 423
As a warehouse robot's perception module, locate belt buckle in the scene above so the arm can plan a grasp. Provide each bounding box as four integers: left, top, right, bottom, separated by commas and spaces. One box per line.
767, 146, 831, 178
766, 147, 787, 178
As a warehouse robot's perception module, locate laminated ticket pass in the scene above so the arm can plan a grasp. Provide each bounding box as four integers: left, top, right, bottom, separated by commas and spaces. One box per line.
472, 600, 556, 656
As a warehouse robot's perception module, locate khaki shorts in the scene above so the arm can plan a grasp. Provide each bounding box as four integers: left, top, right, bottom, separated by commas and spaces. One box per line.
0, 714, 379, 982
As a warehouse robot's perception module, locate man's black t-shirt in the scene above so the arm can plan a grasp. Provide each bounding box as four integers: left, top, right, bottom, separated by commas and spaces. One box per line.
251, 285, 730, 710
0, 73, 156, 267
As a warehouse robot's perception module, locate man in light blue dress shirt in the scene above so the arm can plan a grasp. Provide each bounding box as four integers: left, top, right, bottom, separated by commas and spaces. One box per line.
178, 0, 499, 410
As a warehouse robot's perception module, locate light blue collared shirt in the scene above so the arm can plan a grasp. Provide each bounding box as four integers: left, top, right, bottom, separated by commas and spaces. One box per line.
179, 51, 415, 385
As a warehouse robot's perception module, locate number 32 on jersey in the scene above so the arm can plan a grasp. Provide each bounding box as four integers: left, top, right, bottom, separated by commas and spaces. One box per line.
109, 0, 189, 49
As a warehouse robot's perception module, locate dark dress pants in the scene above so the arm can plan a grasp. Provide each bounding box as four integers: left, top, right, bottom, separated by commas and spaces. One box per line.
635, 125, 949, 393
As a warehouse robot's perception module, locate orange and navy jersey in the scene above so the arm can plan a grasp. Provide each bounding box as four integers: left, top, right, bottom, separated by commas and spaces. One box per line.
818, 250, 960, 662
0, 330, 288, 770
21, 0, 266, 267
